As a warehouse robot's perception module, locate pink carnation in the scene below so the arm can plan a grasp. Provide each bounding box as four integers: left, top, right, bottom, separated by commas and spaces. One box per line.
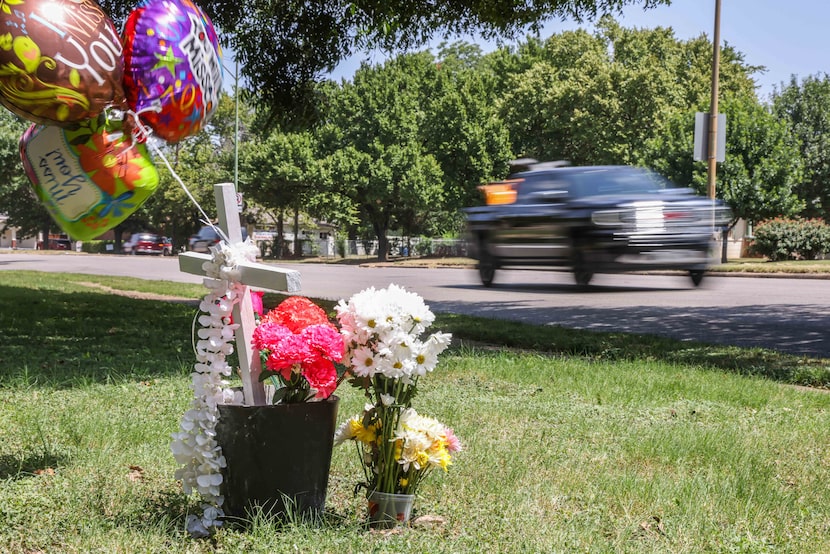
252, 296, 343, 403
303, 358, 338, 399
267, 334, 314, 370
265, 352, 296, 380
252, 322, 292, 351
302, 323, 345, 362
251, 291, 264, 318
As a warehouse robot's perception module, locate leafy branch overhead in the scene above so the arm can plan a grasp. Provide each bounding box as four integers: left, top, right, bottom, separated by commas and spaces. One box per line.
97, 0, 670, 124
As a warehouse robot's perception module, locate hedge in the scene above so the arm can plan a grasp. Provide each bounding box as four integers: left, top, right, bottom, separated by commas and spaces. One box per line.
748, 218, 830, 261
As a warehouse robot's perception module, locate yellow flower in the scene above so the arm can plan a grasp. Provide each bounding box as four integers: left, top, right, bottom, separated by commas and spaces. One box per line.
437, 449, 452, 471
353, 420, 377, 444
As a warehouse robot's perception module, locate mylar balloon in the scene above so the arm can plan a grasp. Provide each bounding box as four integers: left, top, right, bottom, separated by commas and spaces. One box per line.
0, 0, 125, 125
122, 0, 222, 143
20, 113, 159, 240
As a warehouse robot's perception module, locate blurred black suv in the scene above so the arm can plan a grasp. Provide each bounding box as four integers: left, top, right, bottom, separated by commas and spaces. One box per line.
464, 162, 731, 287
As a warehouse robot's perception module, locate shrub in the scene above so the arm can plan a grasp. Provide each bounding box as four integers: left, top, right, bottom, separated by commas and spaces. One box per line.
415, 236, 433, 256
749, 218, 830, 261
335, 236, 347, 258
81, 240, 115, 254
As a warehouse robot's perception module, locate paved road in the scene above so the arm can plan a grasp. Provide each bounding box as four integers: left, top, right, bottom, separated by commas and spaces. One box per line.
2, 252, 828, 358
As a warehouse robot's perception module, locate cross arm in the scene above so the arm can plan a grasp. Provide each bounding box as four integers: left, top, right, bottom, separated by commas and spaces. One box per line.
178, 252, 302, 292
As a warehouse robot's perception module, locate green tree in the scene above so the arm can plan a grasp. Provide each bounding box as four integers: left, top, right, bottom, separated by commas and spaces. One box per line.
0, 111, 59, 245
772, 74, 830, 220
318, 53, 445, 260
98, 0, 670, 126
239, 129, 333, 258
421, 43, 513, 234
496, 17, 760, 165
641, 96, 803, 227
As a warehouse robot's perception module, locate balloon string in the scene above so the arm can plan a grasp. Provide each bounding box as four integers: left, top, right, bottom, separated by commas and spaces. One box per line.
126, 109, 230, 244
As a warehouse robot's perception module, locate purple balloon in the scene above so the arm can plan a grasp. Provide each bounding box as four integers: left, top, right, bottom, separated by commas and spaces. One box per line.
122, 0, 223, 143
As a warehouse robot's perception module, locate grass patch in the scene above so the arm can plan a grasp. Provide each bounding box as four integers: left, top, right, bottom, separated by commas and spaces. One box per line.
711, 259, 830, 274
436, 313, 830, 389
1, 270, 829, 552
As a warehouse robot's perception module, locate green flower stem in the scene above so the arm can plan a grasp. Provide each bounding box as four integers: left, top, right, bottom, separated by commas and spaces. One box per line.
269, 375, 281, 403
355, 441, 371, 486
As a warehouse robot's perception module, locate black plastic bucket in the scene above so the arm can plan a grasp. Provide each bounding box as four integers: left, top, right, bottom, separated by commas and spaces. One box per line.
215, 396, 339, 521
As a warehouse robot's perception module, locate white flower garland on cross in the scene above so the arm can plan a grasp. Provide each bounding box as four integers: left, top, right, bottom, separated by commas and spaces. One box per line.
170, 240, 257, 536
167, 182, 300, 537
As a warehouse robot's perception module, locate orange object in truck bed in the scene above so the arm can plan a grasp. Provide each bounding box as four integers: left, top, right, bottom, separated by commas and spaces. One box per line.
477, 179, 521, 205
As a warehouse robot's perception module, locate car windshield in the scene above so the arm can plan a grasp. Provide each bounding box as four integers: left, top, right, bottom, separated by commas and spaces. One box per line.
566, 167, 678, 198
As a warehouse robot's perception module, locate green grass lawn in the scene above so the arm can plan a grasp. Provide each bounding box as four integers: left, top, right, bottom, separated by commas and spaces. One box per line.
1, 270, 828, 553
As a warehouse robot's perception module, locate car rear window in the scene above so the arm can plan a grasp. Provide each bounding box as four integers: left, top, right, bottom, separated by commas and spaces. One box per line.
515, 174, 568, 202
513, 167, 681, 200
566, 168, 676, 197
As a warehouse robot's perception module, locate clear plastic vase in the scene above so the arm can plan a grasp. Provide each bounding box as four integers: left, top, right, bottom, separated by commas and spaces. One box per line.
366, 490, 415, 528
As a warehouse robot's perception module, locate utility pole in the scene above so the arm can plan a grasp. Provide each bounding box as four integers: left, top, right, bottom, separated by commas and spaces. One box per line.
707, 0, 722, 200
709, 0, 728, 262
234, 59, 239, 193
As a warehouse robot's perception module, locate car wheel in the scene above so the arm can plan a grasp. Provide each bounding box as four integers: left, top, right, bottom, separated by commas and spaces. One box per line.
571, 240, 593, 286
479, 263, 496, 287
573, 269, 594, 286
689, 269, 705, 286
478, 240, 497, 287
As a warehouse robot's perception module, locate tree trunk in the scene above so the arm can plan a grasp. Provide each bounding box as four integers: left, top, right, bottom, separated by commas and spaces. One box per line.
275, 210, 285, 259
40, 221, 50, 250
373, 221, 389, 262
113, 222, 127, 252
293, 207, 301, 258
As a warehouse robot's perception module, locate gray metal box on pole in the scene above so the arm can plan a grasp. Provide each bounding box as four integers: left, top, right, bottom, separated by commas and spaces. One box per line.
694, 112, 726, 162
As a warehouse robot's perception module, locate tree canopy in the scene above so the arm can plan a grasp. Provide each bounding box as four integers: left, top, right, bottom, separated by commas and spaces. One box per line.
772, 75, 830, 221
0, 111, 53, 242
97, 0, 670, 125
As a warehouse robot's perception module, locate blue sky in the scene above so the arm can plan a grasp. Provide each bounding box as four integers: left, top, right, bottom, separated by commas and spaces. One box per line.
328, 0, 830, 100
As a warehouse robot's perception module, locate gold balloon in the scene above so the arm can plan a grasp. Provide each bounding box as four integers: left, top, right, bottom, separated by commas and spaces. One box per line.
0, 0, 125, 125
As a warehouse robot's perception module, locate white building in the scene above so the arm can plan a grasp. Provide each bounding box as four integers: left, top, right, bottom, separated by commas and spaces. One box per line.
0, 215, 37, 249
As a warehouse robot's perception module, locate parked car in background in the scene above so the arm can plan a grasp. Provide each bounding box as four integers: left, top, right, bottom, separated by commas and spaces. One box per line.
47, 238, 72, 250
123, 233, 165, 255
464, 161, 732, 287
188, 225, 247, 253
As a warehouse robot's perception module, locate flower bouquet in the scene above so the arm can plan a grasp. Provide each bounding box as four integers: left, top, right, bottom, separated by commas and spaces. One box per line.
334, 284, 461, 526
252, 295, 345, 403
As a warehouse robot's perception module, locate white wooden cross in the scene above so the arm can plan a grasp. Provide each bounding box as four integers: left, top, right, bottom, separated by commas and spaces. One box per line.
179, 182, 301, 406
